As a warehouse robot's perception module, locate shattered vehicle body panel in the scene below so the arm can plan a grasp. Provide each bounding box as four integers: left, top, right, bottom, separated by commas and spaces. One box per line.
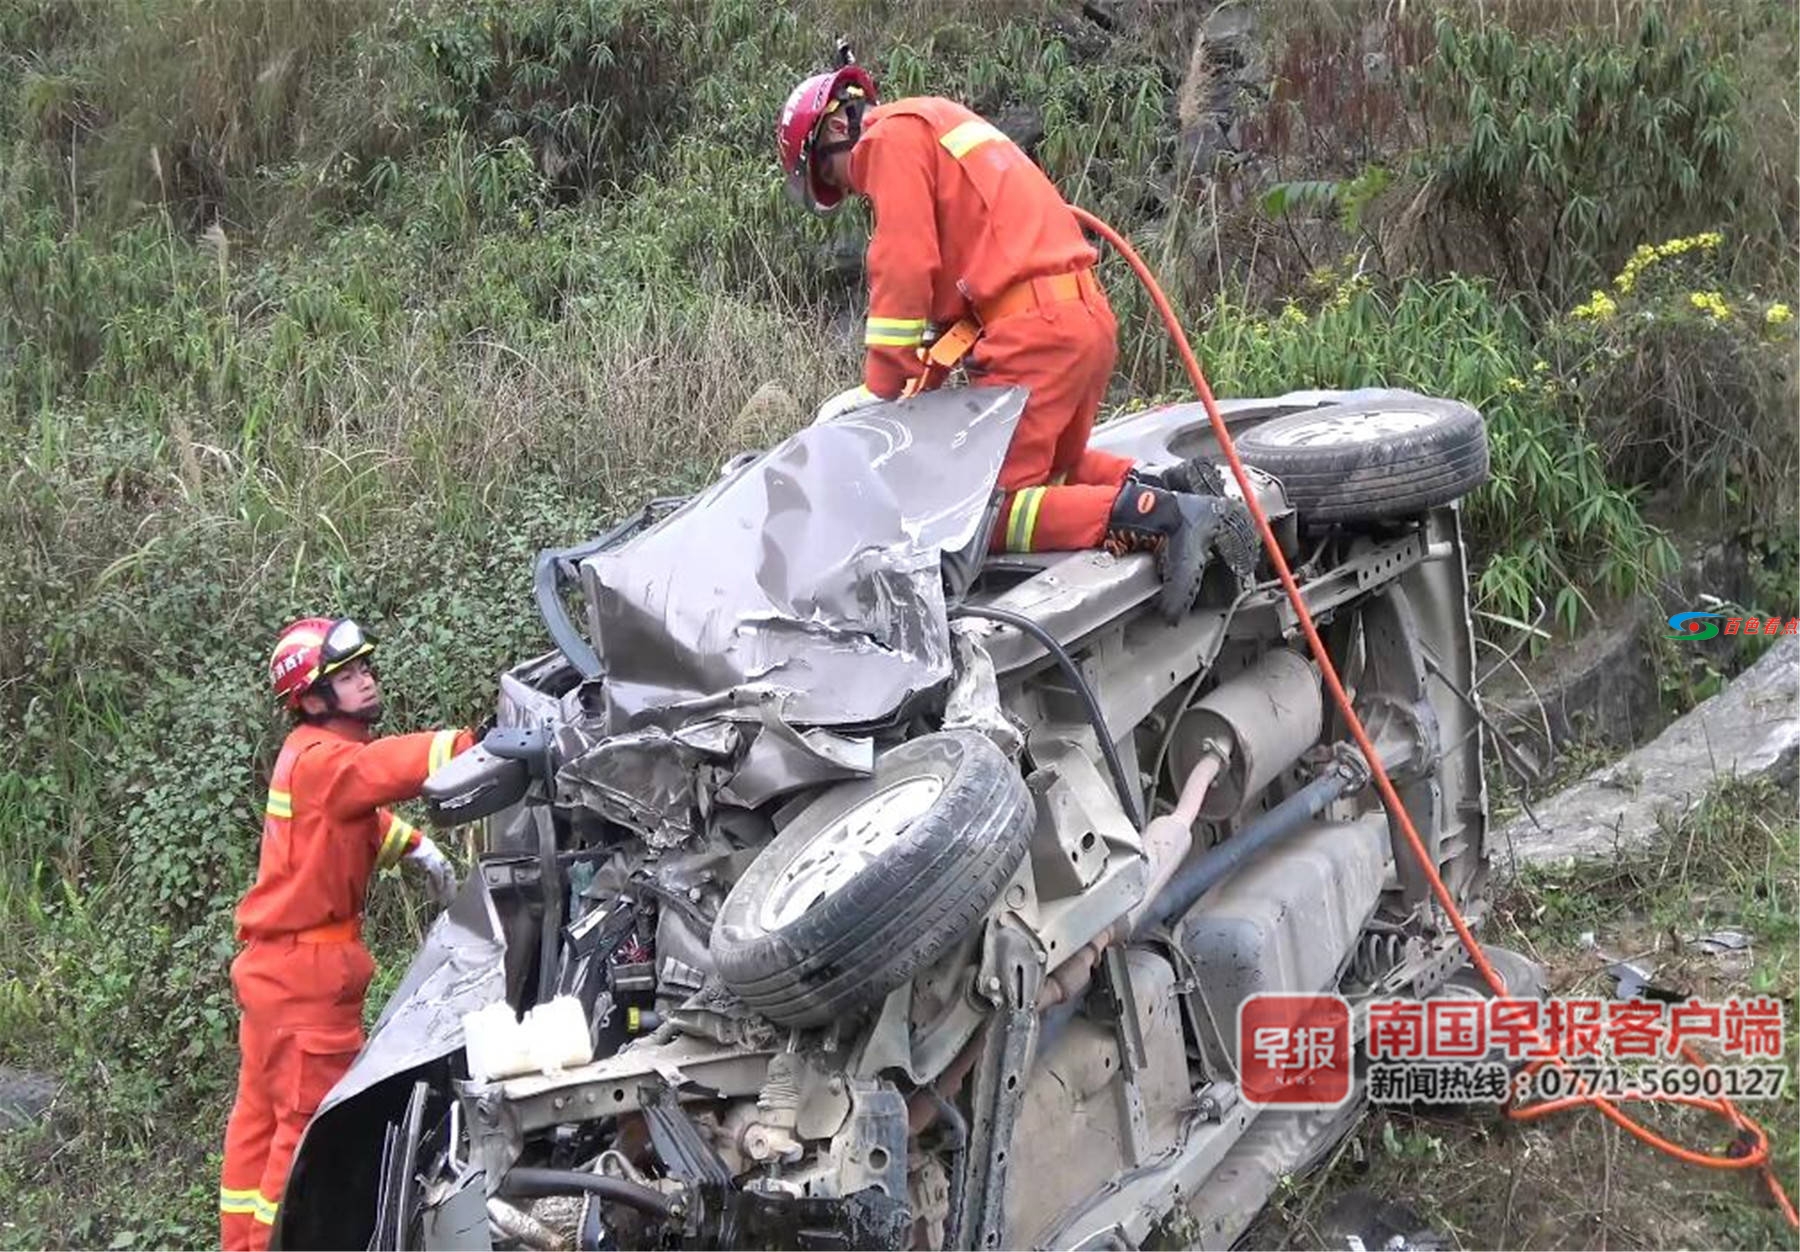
579, 386, 1021, 729
550, 386, 1023, 848
274, 384, 1529, 1252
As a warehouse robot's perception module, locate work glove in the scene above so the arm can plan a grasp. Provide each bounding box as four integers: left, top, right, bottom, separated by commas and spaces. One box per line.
813, 383, 883, 426
406, 835, 459, 909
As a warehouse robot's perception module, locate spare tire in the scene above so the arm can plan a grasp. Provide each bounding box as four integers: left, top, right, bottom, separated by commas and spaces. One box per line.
1233, 394, 1489, 524
710, 730, 1032, 1029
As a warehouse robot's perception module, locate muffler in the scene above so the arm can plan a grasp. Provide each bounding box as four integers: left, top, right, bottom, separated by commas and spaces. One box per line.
1165, 647, 1324, 821
1038, 650, 1326, 1012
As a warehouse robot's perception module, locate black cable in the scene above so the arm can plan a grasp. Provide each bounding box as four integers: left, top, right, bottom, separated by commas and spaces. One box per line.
948, 604, 1145, 828
498, 1167, 674, 1219
534, 808, 561, 1009
1139, 766, 1354, 936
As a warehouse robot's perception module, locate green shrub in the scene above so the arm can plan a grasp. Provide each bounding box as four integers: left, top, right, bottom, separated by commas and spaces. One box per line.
1134, 269, 1680, 636
1404, 7, 1768, 305
1544, 230, 1798, 515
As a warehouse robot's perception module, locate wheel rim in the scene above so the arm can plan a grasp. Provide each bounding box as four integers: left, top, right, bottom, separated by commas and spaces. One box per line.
1255, 409, 1441, 448
758, 776, 945, 931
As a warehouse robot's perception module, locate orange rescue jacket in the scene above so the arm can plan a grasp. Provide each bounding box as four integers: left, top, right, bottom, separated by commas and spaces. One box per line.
235, 717, 474, 941
849, 96, 1099, 399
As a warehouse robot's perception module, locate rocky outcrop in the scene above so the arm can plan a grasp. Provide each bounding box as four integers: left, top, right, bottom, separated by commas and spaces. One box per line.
0, 1066, 59, 1133
1493, 636, 1799, 871
1484, 536, 1762, 759
1175, 2, 1272, 181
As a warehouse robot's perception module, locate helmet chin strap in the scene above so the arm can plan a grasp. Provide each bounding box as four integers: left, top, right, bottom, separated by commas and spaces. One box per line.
299, 680, 382, 726
808, 92, 866, 175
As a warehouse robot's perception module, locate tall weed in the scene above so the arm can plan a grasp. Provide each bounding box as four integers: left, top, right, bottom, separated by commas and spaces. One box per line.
1546, 231, 1799, 516
1143, 271, 1679, 635
1403, 7, 1782, 304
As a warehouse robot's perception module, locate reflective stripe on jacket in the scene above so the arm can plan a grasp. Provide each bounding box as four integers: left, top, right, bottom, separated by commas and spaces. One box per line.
235, 719, 472, 940
848, 96, 1099, 398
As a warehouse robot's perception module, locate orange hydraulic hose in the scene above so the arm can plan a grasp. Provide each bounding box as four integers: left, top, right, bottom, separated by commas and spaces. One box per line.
1070, 205, 1798, 1230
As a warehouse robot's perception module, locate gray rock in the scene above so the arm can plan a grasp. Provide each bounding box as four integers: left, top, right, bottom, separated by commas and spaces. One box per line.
1494, 636, 1800, 872
1485, 537, 1760, 756
991, 105, 1045, 160
1485, 598, 1663, 758
0, 1066, 60, 1131
1202, 1, 1258, 51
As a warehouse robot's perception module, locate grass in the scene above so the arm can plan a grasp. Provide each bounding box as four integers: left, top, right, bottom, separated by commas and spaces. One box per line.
1248, 774, 1800, 1251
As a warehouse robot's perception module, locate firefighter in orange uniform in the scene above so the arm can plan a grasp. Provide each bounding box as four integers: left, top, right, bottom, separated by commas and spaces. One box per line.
219, 616, 475, 1251
778, 51, 1241, 621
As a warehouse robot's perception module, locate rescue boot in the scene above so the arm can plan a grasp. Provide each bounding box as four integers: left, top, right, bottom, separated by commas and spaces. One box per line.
1130, 456, 1227, 499
1103, 483, 1218, 622
1210, 494, 1261, 587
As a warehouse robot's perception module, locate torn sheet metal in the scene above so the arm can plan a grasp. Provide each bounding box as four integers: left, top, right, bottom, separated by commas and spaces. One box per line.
1689, 928, 1752, 954
577, 385, 1026, 733
716, 706, 875, 810
942, 619, 1025, 758
321, 881, 511, 1113
419, 1171, 491, 1251
553, 696, 876, 845
554, 722, 741, 848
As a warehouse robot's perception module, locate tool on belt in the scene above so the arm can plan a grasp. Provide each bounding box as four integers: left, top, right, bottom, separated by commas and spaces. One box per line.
900, 267, 1102, 398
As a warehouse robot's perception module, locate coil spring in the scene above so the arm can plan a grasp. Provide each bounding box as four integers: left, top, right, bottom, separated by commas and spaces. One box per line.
757, 1052, 802, 1114
1352, 932, 1406, 985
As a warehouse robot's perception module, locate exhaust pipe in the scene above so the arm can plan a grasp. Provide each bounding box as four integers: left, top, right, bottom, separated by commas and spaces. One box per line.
1139, 745, 1371, 936
1036, 652, 1329, 1027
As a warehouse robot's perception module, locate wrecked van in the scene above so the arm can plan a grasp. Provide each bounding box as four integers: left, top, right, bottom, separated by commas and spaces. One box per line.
272, 384, 1540, 1251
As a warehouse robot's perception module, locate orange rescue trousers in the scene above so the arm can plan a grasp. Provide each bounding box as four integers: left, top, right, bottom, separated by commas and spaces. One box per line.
970, 272, 1133, 554
219, 930, 374, 1251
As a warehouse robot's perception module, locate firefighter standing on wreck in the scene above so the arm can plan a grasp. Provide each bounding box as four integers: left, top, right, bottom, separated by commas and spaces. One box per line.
778, 48, 1249, 621
219, 616, 475, 1251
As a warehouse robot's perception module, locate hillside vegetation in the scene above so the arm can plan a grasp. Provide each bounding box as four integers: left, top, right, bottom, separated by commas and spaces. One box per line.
0, 0, 1793, 1245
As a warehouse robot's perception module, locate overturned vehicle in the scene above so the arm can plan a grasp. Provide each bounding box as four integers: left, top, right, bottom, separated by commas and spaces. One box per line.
273, 385, 1541, 1251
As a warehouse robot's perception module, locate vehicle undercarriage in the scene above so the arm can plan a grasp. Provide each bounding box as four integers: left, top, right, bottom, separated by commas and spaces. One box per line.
271, 383, 1543, 1252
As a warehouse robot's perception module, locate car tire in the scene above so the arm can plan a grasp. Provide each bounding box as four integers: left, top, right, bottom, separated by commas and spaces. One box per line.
1233, 394, 1490, 524
710, 730, 1032, 1029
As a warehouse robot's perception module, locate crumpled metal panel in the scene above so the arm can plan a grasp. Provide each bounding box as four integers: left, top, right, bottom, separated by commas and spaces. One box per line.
554, 720, 740, 848
715, 711, 875, 810
942, 620, 1024, 757
551, 691, 880, 847
576, 385, 1027, 733
315, 880, 512, 1115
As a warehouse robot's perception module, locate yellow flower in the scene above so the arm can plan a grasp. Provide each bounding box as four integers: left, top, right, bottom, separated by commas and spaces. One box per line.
1318, 269, 1374, 312
1502, 377, 1526, 393
1532, 359, 1549, 373
1571, 289, 1617, 321
1611, 232, 1725, 293
1766, 303, 1792, 325
1688, 290, 1731, 322
1278, 302, 1308, 327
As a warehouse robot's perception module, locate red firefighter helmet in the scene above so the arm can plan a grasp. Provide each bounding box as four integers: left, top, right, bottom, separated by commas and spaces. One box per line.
269, 616, 377, 709
776, 59, 877, 213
